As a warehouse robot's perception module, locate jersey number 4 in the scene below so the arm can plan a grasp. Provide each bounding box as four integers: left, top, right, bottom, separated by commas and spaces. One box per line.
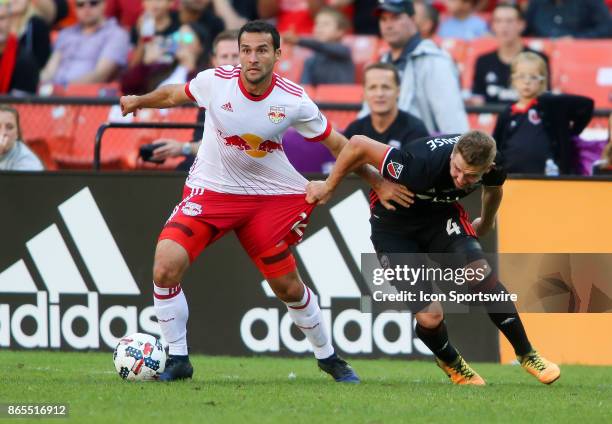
446, 218, 461, 236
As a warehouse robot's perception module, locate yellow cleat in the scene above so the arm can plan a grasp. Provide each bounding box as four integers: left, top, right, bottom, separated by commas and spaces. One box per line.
436, 356, 486, 386
519, 351, 561, 385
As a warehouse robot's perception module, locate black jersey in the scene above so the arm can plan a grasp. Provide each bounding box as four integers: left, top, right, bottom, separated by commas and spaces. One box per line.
371, 134, 506, 220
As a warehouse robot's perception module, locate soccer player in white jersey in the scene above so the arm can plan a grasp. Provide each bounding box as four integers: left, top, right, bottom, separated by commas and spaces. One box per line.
120, 20, 413, 382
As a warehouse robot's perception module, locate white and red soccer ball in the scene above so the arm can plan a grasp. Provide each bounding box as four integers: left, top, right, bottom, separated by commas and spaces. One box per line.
113, 333, 166, 381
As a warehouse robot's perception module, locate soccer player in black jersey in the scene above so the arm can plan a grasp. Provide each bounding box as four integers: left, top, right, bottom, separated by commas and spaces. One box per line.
307, 130, 560, 386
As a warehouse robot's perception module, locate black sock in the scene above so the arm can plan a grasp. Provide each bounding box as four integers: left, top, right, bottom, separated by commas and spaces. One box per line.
415, 321, 459, 364
483, 281, 533, 357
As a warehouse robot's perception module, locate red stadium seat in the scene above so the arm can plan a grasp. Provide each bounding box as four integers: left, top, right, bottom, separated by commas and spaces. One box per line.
313, 84, 364, 103
552, 40, 612, 108
437, 38, 469, 74
63, 83, 121, 97
275, 45, 311, 83
24, 138, 57, 170
461, 37, 498, 90
342, 35, 380, 83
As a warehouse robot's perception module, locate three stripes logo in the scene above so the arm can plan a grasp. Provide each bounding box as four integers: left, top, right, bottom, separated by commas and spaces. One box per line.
0, 188, 160, 350
240, 191, 432, 357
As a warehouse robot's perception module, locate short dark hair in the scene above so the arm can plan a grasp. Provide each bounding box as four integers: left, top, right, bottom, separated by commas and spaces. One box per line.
493, 1, 524, 20
363, 62, 401, 86
238, 20, 280, 50
454, 130, 497, 168
213, 29, 239, 54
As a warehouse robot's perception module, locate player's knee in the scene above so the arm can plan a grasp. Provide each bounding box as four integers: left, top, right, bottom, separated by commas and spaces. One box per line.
153, 241, 189, 286
416, 311, 444, 329
268, 272, 304, 303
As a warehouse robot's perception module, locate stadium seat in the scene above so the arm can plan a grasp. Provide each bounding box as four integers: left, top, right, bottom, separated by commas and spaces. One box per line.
342, 35, 380, 83
437, 38, 469, 75
275, 45, 311, 83
468, 112, 496, 134
461, 37, 498, 90
63, 83, 121, 97
552, 40, 612, 108
24, 138, 57, 170
313, 84, 364, 103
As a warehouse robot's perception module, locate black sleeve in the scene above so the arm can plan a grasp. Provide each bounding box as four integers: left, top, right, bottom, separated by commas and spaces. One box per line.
472, 55, 487, 96
539, 93, 594, 135
31, 17, 51, 68
11, 54, 39, 94
492, 107, 511, 152
53, 0, 69, 25
192, 108, 206, 141
297, 39, 352, 60
482, 154, 507, 186
380, 147, 430, 191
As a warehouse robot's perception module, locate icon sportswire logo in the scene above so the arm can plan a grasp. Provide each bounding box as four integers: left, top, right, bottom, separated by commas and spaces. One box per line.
0, 187, 160, 350
240, 191, 432, 357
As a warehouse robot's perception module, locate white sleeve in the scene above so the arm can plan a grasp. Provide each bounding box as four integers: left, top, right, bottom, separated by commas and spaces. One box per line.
185, 68, 215, 109
292, 93, 332, 142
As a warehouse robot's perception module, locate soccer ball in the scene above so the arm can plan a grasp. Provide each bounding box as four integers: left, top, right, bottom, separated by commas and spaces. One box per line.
113, 333, 166, 381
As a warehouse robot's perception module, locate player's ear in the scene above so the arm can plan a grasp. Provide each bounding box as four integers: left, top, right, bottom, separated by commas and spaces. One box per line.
275, 48, 282, 61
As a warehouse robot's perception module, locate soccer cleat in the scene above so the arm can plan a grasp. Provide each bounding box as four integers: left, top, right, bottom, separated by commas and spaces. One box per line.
436, 356, 486, 386
317, 353, 360, 383
519, 351, 560, 385
158, 355, 194, 382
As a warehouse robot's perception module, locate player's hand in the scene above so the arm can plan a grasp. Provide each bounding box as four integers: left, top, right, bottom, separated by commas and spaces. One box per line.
120, 95, 140, 116
374, 180, 414, 211
306, 180, 333, 205
472, 217, 495, 238
151, 140, 185, 160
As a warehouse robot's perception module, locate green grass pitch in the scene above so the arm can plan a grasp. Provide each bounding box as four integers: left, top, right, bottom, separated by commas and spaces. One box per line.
1, 351, 611, 423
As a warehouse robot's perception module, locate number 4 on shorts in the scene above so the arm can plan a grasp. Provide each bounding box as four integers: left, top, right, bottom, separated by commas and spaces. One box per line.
446, 218, 461, 236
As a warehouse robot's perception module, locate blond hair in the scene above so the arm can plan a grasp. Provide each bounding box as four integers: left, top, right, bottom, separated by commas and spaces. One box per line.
511, 51, 548, 96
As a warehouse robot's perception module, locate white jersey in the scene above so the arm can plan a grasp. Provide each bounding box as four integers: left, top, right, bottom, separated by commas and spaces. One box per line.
184, 65, 331, 195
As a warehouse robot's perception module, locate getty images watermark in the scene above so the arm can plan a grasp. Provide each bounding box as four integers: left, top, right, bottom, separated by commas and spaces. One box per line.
361, 253, 612, 314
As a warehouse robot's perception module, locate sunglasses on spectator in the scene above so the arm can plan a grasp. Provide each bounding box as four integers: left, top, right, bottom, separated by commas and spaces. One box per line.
513, 74, 545, 83
172, 32, 195, 44
76, 0, 102, 8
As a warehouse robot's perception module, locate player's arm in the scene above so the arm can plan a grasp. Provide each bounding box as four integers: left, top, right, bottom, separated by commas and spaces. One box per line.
472, 185, 503, 238
308, 134, 405, 206
120, 84, 192, 116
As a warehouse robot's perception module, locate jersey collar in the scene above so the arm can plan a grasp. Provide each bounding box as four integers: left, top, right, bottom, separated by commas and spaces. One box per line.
511, 98, 538, 115
238, 70, 276, 102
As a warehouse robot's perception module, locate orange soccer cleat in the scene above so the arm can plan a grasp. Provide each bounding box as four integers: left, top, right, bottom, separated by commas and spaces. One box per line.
519, 351, 561, 385
436, 355, 486, 386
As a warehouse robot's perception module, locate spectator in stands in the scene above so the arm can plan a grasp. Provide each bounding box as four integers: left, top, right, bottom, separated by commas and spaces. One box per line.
257, 0, 323, 34
493, 52, 594, 175
105, 0, 143, 28
282, 7, 355, 85
149, 29, 240, 166
10, 0, 51, 68
129, 0, 180, 67
438, 0, 489, 40
345, 63, 429, 149
375, 0, 469, 133
179, 0, 224, 50
210, 0, 257, 30
413, 0, 439, 39
0, 105, 44, 171
40, 0, 130, 85
471, 3, 549, 105
0, 2, 39, 94
122, 22, 209, 94
525, 0, 612, 39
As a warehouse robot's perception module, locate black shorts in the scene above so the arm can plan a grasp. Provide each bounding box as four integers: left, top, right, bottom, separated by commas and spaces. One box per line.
370, 203, 484, 312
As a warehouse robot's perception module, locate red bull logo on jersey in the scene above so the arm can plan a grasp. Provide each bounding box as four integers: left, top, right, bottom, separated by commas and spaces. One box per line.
268, 106, 286, 124
223, 133, 283, 158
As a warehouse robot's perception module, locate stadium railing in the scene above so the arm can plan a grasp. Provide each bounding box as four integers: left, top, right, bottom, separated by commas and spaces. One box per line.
1, 95, 610, 172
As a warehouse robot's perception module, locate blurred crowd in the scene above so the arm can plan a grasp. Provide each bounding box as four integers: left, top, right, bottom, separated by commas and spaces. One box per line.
0, 0, 611, 174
